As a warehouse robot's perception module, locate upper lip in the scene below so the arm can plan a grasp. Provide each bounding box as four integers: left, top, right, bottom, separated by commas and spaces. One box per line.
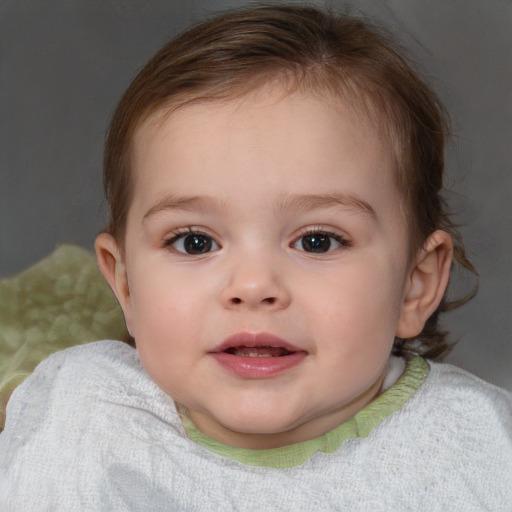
211, 332, 304, 353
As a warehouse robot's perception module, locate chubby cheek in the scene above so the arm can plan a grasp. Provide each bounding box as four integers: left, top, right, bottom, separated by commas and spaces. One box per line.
134, 309, 200, 402
123, 264, 205, 390
312, 260, 403, 364
130, 286, 197, 353
126, 252, 201, 333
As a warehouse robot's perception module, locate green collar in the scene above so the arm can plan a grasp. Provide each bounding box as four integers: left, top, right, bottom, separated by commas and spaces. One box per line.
181, 357, 429, 468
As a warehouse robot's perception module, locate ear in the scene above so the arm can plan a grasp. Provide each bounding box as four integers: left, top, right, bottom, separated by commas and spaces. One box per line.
95, 233, 134, 336
396, 230, 453, 339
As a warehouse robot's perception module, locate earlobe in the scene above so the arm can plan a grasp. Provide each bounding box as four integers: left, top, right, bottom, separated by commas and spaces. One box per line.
95, 233, 133, 334
396, 230, 453, 339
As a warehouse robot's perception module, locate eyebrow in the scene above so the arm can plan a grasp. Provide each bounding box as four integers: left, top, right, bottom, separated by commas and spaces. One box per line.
276, 193, 376, 218
143, 195, 217, 221
142, 192, 376, 221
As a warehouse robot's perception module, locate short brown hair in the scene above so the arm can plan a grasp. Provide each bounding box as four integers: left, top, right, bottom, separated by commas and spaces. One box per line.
103, 4, 476, 359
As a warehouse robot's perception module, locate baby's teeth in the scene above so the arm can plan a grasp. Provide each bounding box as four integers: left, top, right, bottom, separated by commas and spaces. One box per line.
225, 346, 291, 357
235, 350, 274, 357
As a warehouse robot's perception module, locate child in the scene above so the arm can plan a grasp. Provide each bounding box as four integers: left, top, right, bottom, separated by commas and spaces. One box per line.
1, 5, 510, 510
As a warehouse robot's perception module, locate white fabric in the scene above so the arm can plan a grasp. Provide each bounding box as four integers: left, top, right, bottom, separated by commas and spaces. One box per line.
380, 355, 406, 391
0, 340, 511, 511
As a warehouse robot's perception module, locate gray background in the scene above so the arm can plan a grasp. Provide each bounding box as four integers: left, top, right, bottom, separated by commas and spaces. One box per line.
1, 0, 510, 389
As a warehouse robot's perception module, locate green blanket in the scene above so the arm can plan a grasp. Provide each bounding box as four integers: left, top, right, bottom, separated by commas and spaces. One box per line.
0, 245, 129, 429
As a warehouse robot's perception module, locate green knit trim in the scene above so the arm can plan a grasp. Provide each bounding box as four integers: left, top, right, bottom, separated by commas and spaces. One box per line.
182, 357, 429, 468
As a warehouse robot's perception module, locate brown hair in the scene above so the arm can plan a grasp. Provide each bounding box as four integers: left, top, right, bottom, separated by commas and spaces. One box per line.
103, 4, 476, 359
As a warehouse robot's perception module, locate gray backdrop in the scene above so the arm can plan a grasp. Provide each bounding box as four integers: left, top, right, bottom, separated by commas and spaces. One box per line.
1, 0, 511, 389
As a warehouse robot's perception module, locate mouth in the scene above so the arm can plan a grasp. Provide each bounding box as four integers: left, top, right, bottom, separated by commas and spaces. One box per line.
210, 332, 307, 378
212, 332, 302, 356
223, 346, 294, 358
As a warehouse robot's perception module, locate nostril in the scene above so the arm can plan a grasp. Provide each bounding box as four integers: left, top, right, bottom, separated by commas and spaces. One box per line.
229, 296, 277, 306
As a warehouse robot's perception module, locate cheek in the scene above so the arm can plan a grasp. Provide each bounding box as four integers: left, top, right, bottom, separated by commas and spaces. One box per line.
313, 266, 402, 393
131, 280, 201, 398
127, 256, 198, 323
125, 258, 215, 356
307, 257, 405, 340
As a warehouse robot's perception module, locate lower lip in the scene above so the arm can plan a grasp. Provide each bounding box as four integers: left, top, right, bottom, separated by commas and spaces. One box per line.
211, 351, 307, 378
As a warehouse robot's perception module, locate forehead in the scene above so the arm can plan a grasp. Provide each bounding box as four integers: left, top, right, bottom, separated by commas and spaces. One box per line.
135, 85, 387, 158
129, 86, 401, 219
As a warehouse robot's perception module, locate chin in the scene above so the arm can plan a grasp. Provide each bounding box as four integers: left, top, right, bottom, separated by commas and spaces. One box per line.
220, 408, 308, 437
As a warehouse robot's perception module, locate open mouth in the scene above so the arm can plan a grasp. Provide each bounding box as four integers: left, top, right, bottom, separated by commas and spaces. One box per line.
211, 332, 306, 377
223, 345, 294, 358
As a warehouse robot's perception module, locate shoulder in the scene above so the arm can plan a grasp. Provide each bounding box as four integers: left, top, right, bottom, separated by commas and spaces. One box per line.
0, 341, 136, 438
417, 360, 512, 421
1, 340, 178, 434
397, 360, 512, 479
28, 338, 140, 377
3, 340, 139, 417
0, 340, 185, 509
353, 360, 512, 508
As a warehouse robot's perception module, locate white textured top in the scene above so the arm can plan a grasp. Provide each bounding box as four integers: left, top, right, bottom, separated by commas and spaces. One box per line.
0, 340, 511, 511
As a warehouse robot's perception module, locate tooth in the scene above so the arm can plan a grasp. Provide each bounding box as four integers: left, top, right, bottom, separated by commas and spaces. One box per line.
225, 346, 293, 357
232, 350, 275, 357
240, 351, 272, 357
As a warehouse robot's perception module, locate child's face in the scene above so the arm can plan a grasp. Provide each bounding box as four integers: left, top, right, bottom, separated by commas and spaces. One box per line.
105, 86, 420, 448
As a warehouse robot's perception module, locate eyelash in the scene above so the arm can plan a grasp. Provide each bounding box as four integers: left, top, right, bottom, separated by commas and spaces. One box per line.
163, 227, 221, 254
162, 226, 350, 255
291, 227, 351, 252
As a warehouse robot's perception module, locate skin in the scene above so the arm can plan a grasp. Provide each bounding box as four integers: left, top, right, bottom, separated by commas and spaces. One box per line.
96, 86, 453, 449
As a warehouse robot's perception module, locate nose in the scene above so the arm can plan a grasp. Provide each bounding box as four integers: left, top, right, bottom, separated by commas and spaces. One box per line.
219, 253, 291, 311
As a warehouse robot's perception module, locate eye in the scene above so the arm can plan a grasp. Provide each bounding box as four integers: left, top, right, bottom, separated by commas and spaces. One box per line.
165, 230, 220, 255
292, 230, 348, 253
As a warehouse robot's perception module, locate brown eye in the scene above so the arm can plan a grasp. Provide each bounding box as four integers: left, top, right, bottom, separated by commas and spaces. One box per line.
292, 230, 347, 253
166, 232, 220, 254
301, 234, 332, 253
182, 234, 213, 254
